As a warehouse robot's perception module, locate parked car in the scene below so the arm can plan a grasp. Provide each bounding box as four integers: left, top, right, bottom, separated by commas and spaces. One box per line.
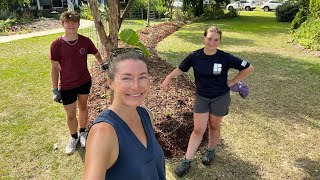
260, 0, 283, 11
226, 0, 257, 11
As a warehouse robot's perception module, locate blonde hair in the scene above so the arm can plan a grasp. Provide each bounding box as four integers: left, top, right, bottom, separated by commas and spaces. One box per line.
204, 26, 222, 39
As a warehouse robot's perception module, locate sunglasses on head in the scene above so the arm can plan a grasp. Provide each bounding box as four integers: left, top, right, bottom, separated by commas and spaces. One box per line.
109, 47, 144, 62
102, 48, 144, 70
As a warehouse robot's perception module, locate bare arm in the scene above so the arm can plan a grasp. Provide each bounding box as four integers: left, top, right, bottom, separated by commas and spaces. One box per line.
160, 68, 184, 91
83, 123, 119, 180
50, 60, 60, 89
94, 52, 106, 65
228, 65, 254, 87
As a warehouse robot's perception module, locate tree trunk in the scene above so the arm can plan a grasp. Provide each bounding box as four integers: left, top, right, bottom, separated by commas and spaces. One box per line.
88, 0, 110, 54
108, 0, 119, 50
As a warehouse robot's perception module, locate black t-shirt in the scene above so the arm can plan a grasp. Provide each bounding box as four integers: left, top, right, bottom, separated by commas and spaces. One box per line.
179, 48, 250, 98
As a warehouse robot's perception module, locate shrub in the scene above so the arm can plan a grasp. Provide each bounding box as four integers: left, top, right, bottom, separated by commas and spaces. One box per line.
0, 9, 10, 20
291, 17, 320, 50
202, 4, 225, 19
291, 8, 308, 30
79, 3, 93, 20
309, 0, 320, 18
275, 3, 299, 22
154, 4, 167, 18
173, 8, 194, 21
225, 8, 238, 18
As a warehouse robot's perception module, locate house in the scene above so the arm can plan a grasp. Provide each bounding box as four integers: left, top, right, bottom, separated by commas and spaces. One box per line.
28, 0, 109, 11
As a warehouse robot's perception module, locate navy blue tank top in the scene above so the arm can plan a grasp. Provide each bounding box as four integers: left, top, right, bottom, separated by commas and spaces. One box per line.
92, 107, 166, 180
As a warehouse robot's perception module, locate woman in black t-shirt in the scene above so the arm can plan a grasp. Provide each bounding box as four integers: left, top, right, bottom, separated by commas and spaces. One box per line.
161, 26, 254, 177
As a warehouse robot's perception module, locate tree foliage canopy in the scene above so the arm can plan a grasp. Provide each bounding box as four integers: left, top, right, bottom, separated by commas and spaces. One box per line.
0, 0, 30, 12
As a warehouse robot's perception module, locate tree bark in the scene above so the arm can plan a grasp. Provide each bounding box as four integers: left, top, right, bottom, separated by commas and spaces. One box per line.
108, 0, 119, 50
88, 0, 110, 54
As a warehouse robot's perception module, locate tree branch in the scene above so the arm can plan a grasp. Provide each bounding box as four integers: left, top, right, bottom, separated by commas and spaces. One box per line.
119, 0, 135, 30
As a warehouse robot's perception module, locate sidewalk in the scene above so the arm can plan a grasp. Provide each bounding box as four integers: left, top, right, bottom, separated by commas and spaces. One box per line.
0, 19, 94, 44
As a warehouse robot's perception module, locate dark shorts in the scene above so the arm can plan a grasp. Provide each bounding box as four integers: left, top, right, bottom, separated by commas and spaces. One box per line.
193, 92, 231, 117
60, 80, 92, 105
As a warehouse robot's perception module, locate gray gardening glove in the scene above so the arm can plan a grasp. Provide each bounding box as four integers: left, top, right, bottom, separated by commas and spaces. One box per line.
101, 62, 109, 71
52, 88, 62, 103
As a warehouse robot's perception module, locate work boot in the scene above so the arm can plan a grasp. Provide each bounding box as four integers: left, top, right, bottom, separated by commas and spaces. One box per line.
175, 158, 191, 177
201, 148, 215, 166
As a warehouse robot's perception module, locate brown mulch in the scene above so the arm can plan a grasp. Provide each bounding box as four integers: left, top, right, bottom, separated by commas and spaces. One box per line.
87, 21, 209, 158
1, 18, 62, 35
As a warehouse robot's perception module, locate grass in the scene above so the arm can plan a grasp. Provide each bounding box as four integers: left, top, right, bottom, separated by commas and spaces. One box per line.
0, 12, 319, 179
156, 10, 320, 179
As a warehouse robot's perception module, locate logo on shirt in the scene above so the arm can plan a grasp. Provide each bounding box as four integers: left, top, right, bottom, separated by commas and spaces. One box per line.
213, 63, 222, 75
79, 48, 85, 54
241, 60, 247, 67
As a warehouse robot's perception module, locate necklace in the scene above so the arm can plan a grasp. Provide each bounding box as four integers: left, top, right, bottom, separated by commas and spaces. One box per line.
62, 36, 79, 46
64, 38, 78, 46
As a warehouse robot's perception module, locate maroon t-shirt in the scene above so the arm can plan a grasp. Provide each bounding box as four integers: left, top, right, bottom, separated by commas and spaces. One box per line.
50, 34, 98, 90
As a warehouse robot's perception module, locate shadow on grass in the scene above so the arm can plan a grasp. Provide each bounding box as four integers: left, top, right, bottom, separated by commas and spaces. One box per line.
295, 158, 320, 179
75, 146, 86, 163
226, 50, 320, 128
166, 143, 261, 180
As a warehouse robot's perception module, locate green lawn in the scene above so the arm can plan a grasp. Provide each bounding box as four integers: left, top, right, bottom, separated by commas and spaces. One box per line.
0, 12, 319, 179
157, 11, 320, 179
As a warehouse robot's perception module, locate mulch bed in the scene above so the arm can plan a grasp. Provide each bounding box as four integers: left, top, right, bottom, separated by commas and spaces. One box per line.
87, 21, 208, 158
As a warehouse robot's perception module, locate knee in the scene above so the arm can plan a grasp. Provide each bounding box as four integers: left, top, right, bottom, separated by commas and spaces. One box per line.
193, 126, 206, 136
208, 123, 220, 132
78, 104, 88, 112
66, 112, 76, 121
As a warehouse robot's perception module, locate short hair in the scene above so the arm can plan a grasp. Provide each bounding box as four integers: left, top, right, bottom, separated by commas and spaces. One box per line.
107, 48, 148, 80
204, 26, 222, 39
60, 11, 80, 23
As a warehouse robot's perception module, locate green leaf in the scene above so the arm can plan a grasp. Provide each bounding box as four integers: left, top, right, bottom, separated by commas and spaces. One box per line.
136, 42, 151, 58
119, 28, 140, 46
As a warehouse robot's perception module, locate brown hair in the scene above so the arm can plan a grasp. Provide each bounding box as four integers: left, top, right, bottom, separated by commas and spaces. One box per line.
107, 48, 147, 80
204, 26, 222, 39
60, 11, 80, 23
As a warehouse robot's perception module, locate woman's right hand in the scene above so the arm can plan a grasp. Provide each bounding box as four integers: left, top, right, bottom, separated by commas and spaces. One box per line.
160, 78, 171, 91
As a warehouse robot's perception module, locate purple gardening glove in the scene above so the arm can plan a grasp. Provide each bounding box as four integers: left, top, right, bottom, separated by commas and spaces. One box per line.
229, 81, 249, 98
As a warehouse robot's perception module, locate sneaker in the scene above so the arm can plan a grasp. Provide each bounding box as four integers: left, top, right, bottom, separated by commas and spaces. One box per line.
65, 137, 79, 155
201, 148, 215, 166
79, 131, 87, 148
175, 158, 191, 177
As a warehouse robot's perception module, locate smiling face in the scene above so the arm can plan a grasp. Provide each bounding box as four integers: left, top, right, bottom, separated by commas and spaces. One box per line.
60, 11, 80, 35
62, 20, 79, 35
108, 59, 149, 108
203, 31, 221, 53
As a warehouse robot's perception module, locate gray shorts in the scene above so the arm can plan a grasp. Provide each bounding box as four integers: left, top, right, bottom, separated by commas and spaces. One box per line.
193, 92, 231, 117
